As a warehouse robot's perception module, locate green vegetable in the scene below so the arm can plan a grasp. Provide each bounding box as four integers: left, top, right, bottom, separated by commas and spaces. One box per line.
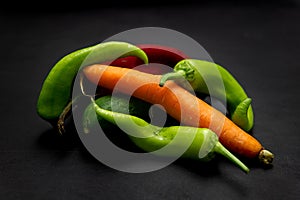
36, 41, 149, 125
83, 96, 250, 173
159, 59, 254, 132
83, 95, 151, 133
82, 94, 179, 134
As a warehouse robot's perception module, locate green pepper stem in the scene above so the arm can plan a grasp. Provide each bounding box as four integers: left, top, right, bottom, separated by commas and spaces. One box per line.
57, 95, 81, 135
159, 70, 187, 87
214, 142, 250, 173
57, 100, 73, 135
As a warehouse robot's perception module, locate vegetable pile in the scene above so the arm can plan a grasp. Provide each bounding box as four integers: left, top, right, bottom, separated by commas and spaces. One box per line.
37, 41, 274, 173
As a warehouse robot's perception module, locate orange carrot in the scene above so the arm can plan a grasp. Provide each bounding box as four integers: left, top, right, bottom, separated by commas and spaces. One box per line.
83, 64, 274, 164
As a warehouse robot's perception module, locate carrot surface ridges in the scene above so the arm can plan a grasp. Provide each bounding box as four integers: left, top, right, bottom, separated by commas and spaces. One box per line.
83, 64, 263, 158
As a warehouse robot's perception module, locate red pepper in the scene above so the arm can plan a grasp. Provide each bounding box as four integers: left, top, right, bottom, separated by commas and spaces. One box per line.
101, 44, 189, 74
137, 44, 189, 67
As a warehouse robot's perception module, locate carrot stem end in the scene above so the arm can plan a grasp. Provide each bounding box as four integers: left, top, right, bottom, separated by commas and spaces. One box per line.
258, 149, 274, 165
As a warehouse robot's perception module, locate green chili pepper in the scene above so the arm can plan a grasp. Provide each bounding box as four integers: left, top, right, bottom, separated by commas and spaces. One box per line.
37, 41, 149, 125
82, 94, 179, 136
159, 59, 254, 132
84, 96, 250, 173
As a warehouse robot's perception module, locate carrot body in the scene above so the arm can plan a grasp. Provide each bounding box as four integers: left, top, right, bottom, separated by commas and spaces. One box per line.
83, 64, 263, 159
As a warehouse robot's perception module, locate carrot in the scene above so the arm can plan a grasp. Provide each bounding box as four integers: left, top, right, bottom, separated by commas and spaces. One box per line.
83, 64, 274, 164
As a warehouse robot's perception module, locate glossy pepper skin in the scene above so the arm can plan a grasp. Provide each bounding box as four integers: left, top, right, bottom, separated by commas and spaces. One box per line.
82, 96, 250, 173
36, 41, 148, 124
160, 59, 254, 132
104, 44, 189, 69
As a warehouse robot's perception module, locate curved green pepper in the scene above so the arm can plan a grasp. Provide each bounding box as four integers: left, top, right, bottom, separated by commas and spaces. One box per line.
37, 41, 149, 125
83, 96, 250, 173
159, 59, 254, 132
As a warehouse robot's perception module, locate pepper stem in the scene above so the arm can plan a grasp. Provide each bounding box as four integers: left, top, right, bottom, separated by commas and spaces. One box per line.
214, 142, 250, 173
57, 100, 73, 135
159, 70, 187, 87
57, 95, 82, 135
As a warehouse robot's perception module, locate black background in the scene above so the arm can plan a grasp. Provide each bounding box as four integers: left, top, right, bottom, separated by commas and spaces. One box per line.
1, 1, 300, 199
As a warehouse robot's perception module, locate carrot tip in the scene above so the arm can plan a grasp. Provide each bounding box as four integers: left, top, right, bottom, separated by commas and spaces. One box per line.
258, 149, 274, 165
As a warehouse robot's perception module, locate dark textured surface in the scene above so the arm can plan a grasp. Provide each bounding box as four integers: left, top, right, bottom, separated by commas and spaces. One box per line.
1, 2, 300, 199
